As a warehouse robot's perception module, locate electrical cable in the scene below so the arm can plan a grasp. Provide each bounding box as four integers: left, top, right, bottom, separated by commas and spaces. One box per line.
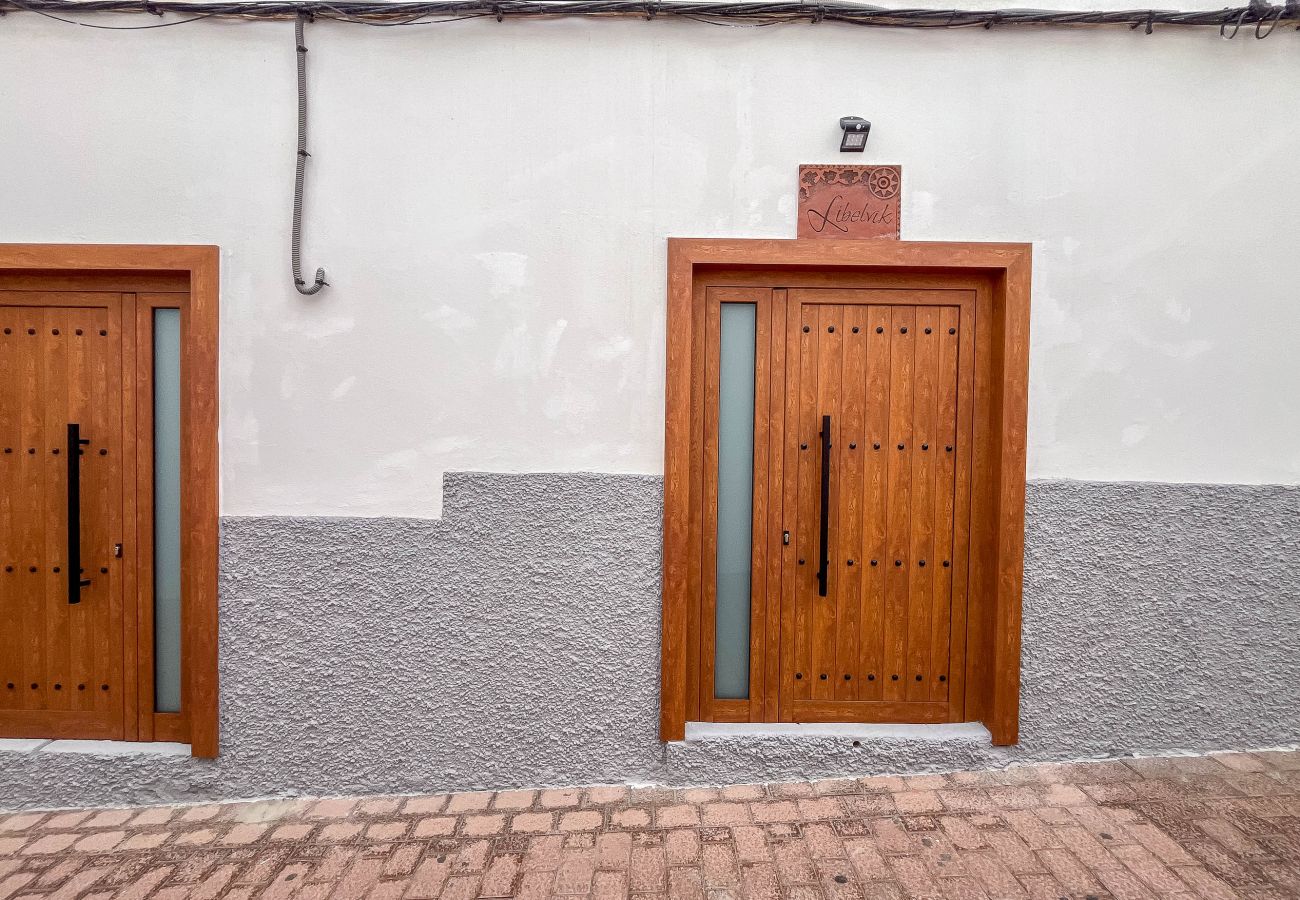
291, 11, 328, 296
3, 0, 1298, 34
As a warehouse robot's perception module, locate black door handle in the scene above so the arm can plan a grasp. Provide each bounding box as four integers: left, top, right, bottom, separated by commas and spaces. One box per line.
66, 423, 92, 605
818, 414, 831, 598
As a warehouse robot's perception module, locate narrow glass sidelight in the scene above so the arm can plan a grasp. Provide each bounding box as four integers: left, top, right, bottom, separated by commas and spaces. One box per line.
153, 308, 183, 714
715, 303, 756, 700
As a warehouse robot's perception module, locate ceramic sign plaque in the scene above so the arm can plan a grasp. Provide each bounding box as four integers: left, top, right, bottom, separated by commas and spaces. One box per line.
797, 165, 901, 240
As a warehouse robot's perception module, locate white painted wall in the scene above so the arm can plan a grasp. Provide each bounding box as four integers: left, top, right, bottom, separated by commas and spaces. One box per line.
3, 12, 1298, 516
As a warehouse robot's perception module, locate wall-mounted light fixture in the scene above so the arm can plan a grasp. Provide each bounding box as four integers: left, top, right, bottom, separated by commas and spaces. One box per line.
839, 116, 871, 152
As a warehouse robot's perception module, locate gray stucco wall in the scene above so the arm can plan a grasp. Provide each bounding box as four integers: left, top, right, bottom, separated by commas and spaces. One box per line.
2, 474, 1297, 810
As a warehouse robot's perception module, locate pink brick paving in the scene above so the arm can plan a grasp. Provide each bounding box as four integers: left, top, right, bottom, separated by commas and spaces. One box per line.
0, 750, 1297, 899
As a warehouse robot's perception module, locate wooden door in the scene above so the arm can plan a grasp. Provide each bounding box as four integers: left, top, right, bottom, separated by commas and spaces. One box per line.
782, 289, 974, 723
0, 293, 125, 739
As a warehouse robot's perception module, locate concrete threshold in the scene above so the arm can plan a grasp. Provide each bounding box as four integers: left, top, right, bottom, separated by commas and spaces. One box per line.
683, 721, 992, 742
0, 738, 190, 757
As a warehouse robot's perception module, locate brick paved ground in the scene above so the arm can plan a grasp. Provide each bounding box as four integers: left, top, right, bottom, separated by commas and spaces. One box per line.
1, 750, 1298, 899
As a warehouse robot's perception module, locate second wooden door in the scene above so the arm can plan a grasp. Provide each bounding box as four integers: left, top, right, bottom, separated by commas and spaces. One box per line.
782, 288, 974, 723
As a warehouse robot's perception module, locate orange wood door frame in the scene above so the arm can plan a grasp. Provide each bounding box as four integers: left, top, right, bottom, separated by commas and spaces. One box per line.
661, 239, 1031, 746
0, 245, 220, 758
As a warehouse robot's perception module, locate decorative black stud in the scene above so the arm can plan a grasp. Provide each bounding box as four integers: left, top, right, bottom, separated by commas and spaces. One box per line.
795, 672, 803, 680
924, 327, 932, 334
852, 326, 860, 333
78, 683, 86, 690
873, 442, 880, 450
52, 329, 60, 336
27, 448, 34, 455
921, 443, 928, 451
846, 559, 854, 567
99, 330, 107, 337
945, 445, 953, 452
915, 674, 923, 681
5, 683, 12, 689
30, 683, 38, 689
891, 674, 899, 681
52, 448, 60, 455
897, 443, 905, 450
919, 560, 926, 567
943, 560, 950, 568
100, 567, 108, 574
870, 560, 878, 567
28, 566, 36, 573
843, 674, 851, 680
3, 566, 10, 572
949, 327, 956, 335
54, 683, 61, 690
827, 326, 835, 333
801, 443, 808, 450
99, 449, 107, 456
819, 673, 827, 680
939, 675, 947, 682
875, 326, 884, 334
3, 448, 9, 453
900, 327, 908, 334
101, 684, 109, 691
798, 558, 805, 565
2, 328, 8, 335
802, 325, 810, 333
894, 560, 902, 567
75, 329, 83, 336
849, 442, 856, 450
26, 328, 35, 335
53, 567, 59, 573
867, 674, 876, 681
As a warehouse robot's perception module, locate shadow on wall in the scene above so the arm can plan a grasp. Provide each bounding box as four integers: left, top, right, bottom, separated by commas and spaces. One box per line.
1, 474, 1297, 809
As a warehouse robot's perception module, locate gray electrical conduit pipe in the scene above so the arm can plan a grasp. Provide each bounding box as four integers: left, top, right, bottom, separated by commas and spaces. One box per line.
292, 12, 328, 295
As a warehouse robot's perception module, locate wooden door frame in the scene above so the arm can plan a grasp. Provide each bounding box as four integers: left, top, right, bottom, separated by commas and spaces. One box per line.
661, 238, 1031, 746
0, 244, 220, 758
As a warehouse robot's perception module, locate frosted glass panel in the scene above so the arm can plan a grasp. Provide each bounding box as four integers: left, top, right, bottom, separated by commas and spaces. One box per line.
715, 303, 755, 700
153, 308, 182, 714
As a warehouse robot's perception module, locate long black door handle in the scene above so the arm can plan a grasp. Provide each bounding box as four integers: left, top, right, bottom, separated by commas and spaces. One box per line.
67, 423, 92, 605
817, 414, 831, 598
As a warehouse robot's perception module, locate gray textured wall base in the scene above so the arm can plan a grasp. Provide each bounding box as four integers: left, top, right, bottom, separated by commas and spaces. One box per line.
2, 474, 1297, 810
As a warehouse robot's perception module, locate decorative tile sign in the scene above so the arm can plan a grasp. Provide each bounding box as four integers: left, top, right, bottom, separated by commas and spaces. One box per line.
797, 165, 901, 240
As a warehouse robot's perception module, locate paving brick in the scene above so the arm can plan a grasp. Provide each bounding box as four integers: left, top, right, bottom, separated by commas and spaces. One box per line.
444, 791, 492, 814
0, 749, 1295, 900
655, 803, 700, 828
539, 788, 581, 809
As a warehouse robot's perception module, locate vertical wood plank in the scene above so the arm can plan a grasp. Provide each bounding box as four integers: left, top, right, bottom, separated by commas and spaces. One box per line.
929, 306, 960, 704
684, 280, 706, 725
183, 247, 221, 758
947, 299, 977, 720
763, 290, 787, 724
779, 293, 803, 720
120, 294, 140, 741
883, 306, 915, 700
42, 309, 67, 713
836, 306, 866, 699
860, 305, 892, 700
906, 307, 939, 701
700, 294, 721, 721
811, 305, 843, 699
0, 314, 16, 710
992, 262, 1032, 746
794, 301, 818, 702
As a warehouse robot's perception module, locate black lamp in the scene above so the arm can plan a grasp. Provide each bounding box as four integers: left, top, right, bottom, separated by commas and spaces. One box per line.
839, 116, 871, 152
